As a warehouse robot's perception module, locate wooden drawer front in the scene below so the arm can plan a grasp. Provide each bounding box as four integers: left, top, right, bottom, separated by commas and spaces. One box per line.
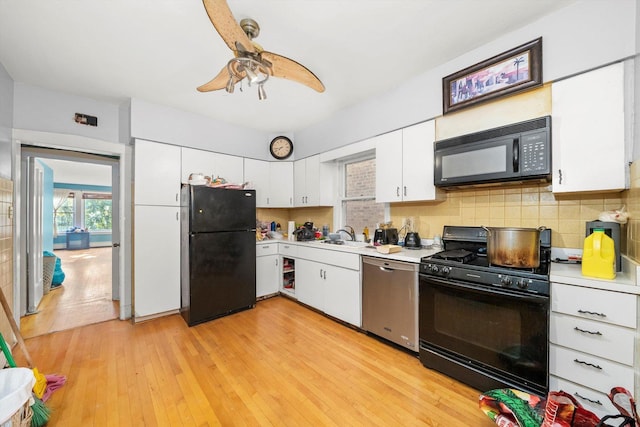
550, 345, 634, 395
550, 312, 635, 365
552, 283, 637, 328
279, 243, 298, 257
256, 243, 278, 256
549, 376, 618, 420
296, 246, 360, 270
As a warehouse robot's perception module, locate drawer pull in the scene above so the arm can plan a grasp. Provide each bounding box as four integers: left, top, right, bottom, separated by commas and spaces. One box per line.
577, 309, 607, 318
573, 359, 602, 370
574, 392, 603, 406
574, 326, 602, 336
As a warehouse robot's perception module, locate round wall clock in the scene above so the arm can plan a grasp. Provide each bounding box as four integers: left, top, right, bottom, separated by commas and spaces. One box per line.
269, 136, 293, 160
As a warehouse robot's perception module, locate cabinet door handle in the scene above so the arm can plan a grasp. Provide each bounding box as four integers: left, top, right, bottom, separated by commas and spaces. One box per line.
176, 212, 179, 221
275, 259, 278, 267
577, 309, 607, 318
574, 392, 603, 406
176, 193, 179, 202
323, 270, 326, 280
573, 358, 602, 370
403, 186, 407, 197
319, 269, 323, 278
558, 169, 563, 185
267, 197, 270, 205
574, 326, 602, 336
396, 186, 400, 197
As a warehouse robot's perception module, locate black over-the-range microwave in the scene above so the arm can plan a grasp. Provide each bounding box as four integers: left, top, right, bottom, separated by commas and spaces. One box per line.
434, 116, 551, 187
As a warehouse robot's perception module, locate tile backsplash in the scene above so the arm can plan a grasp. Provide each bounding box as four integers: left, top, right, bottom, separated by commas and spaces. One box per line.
390, 184, 626, 250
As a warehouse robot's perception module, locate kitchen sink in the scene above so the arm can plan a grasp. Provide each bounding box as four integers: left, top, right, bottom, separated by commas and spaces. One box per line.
321, 240, 371, 248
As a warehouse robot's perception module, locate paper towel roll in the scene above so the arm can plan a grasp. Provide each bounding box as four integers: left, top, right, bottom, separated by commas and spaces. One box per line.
287, 221, 296, 241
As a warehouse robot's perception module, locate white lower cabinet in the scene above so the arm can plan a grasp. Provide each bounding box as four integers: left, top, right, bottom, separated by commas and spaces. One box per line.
296, 259, 325, 310
550, 281, 638, 418
256, 243, 280, 298
134, 205, 180, 318
294, 247, 361, 327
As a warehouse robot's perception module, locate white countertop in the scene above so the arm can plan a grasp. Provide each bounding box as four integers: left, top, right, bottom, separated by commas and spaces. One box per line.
257, 239, 440, 263
260, 239, 640, 293
550, 255, 640, 295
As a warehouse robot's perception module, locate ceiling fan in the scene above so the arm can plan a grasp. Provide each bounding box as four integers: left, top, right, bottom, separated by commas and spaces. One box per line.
197, 0, 325, 100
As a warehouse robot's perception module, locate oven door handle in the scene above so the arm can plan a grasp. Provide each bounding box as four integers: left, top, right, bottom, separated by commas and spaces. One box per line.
420, 275, 549, 303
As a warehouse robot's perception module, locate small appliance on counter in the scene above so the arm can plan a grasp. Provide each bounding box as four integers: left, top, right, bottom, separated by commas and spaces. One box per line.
373, 223, 399, 246
294, 221, 316, 241
586, 220, 622, 272
404, 232, 422, 249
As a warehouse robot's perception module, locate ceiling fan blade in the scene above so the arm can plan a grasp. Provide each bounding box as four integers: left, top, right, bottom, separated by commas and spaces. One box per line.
197, 65, 236, 92
261, 51, 325, 93
201, 0, 255, 54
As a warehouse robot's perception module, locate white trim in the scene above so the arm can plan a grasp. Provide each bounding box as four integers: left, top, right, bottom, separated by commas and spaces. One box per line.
12, 129, 131, 320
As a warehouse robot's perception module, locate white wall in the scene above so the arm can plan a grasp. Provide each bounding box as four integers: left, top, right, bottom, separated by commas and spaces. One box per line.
13, 83, 121, 144
130, 98, 267, 159
294, 0, 638, 159
0, 63, 13, 179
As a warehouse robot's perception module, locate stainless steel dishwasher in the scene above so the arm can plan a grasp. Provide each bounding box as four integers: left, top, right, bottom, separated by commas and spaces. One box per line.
362, 256, 419, 352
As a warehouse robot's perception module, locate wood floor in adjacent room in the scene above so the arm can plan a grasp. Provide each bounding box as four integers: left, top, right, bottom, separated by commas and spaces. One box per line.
20, 247, 118, 339
18, 296, 495, 426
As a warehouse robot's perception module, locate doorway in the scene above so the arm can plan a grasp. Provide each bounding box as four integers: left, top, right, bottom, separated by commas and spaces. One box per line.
19, 146, 121, 338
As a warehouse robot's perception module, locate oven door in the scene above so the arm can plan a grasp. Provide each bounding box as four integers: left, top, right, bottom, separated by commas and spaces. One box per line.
419, 274, 549, 395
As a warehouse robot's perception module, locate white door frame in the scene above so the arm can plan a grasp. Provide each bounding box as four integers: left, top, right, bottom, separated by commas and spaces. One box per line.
12, 129, 132, 321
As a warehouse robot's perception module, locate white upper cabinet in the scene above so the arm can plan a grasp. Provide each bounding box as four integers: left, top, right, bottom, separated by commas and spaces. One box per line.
294, 155, 335, 207
269, 162, 293, 207
244, 158, 270, 207
134, 139, 181, 206
551, 62, 627, 193
244, 159, 293, 208
181, 147, 244, 185
376, 120, 438, 202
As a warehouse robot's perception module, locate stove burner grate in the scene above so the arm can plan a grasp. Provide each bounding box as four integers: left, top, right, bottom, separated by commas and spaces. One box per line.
433, 249, 476, 263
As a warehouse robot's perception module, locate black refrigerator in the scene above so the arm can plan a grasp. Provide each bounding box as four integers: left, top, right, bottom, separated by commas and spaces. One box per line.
180, 185, 257, 326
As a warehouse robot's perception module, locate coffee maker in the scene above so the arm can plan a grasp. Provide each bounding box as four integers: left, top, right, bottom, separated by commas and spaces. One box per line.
586, 220, 622, 272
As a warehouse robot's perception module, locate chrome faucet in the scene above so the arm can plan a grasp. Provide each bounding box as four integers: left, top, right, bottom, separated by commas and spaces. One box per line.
336, 225, 355, 241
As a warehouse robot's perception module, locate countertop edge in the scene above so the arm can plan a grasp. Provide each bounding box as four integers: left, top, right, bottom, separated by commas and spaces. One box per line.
256, 239, 439, 263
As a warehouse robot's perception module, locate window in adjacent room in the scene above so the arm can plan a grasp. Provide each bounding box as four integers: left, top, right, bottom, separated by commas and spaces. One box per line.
54, 192, 75, 233
340, 156, 384, 234
83, 192, 112, 231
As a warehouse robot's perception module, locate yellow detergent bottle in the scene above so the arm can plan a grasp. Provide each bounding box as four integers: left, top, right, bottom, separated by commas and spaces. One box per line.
582, 228, 616, 280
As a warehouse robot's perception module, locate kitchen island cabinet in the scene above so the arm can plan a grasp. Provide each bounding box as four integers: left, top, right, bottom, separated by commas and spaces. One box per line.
549, 263, 639, 419
551, 62, 628, 193
376, 120, 438, 203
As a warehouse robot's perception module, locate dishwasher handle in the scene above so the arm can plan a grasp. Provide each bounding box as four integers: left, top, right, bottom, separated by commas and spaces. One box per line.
362, 256, 418, 273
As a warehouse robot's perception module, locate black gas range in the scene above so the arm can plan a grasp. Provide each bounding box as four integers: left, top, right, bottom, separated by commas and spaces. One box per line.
419, 225, 551, 296
418, 225, 551, 396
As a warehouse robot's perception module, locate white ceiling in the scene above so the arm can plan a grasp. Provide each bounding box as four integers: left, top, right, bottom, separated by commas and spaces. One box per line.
0, 0, 576, 134
38, 158, 111, 186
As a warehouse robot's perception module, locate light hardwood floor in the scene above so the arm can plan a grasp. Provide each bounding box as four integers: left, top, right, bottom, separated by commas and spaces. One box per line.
17, 296, 495, 426
20, 247, 118, 339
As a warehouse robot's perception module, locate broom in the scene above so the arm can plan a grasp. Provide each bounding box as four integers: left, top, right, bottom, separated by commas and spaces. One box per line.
0, 288, 52, 426
0, 332, 50, 426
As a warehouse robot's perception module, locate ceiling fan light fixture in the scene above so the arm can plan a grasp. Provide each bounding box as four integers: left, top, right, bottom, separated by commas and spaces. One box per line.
244, 65, 259, 84
225, 76, 235, 93
257, 83, 267, 100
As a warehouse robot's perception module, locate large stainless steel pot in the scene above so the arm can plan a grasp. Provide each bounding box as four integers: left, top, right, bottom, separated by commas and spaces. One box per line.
482, 226, 546, 268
